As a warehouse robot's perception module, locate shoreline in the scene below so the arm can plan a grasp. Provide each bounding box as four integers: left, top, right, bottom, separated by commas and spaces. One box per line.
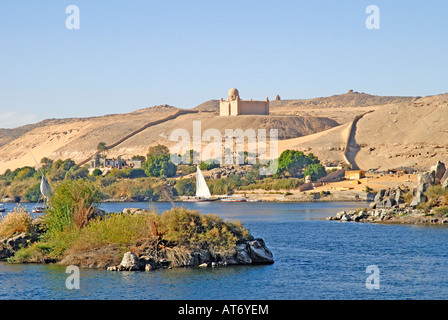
328, 208, 448, 226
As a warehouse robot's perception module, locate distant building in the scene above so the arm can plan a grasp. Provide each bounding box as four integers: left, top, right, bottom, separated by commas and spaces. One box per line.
90, 155, 142, 170
345, 170, 366, 180
219, 88, 269, 116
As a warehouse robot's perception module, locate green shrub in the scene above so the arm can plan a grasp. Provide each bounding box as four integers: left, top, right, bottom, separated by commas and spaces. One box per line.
175, 178, 196, 196
143, 154, 177, 178
403, 190, 414, 204
73, 213, 155, 250
432, 206, 448, 216
275, 150, 320, 178
177, 165, 196, 175
199, 160, 219, 171
304, 163, 327, 181
24, 183, 41, 202
159, 207, 253, 251
45, 179, 101, 236
91, 169, 103, 177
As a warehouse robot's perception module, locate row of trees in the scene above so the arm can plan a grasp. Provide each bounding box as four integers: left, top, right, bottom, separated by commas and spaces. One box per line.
0, 144, 328, 201
0, 148, 327, 184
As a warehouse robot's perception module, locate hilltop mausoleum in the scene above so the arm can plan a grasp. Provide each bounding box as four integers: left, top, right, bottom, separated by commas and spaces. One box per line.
219, 88, 269, 116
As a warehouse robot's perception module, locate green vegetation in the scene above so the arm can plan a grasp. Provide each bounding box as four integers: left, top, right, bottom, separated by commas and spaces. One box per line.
142, 145, 177, 178
417, 185, 448, 213
97, 142, 109, 157
143, 154, 177, 178
0, 147, 328, 202
275, 150, 326, 181
402, 190, 414, 205
8, 180, 252, 265
45, 179, 101, 235
91, 168, 103, 177
199, 160, 220, 171
303, 163, 327, 181
147, 144, 170, 158
24, 182, 41, 202
177, 164, 196, 175
157, 207, 252, 251
175, 178, 196, 196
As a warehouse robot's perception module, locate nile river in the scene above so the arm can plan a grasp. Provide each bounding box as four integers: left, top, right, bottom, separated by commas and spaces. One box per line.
1, 201, 448, 300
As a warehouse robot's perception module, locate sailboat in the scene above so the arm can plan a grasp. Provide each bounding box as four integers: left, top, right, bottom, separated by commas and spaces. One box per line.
32, 174, 52, 213
28, 150, 53, 214
183, 166, 218, 202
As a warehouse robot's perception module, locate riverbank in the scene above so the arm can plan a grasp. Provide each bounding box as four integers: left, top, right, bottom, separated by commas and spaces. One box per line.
328, 207, 448, 225
99, 190, 375, 203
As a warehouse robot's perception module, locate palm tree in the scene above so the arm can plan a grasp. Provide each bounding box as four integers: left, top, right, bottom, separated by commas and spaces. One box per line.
97, 142, 109, 157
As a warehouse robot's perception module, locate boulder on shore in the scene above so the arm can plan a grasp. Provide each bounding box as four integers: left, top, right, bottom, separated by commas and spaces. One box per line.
107, 238, 274, 272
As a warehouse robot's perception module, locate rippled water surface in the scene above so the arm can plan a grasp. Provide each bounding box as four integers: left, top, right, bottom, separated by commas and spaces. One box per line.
1, 201, 448, 300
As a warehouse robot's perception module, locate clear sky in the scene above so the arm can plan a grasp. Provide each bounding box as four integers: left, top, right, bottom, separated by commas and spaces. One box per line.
0, 1, 447, 128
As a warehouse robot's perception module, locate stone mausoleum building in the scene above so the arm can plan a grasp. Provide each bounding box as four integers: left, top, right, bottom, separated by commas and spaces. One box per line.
219, 88, 269, 116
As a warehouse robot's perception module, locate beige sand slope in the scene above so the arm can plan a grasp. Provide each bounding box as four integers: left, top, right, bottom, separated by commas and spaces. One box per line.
0, 108, 338, 173
280, 94, 448, 170
0, 105, 182, 173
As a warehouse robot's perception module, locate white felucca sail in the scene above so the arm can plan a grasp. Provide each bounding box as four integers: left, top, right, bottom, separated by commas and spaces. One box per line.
40, 174, 53, 199
195, 165, 212, 199
28, 149, 53, 212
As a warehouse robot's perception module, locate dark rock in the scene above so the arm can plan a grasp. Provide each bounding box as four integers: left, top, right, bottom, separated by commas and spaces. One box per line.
441, 169, 448, 189
6, 233, 29, 251
374, 189, 386, 203
410, 183, 429, 207
418, 172, 434, 185
235, 244, 252, 264
120, 252, 142, 271
247, 239, 274, 264
158, 258, 171, 268
394, 189, 403, 204
431, 161, 446, 185
379, 198, 396, 209
0, 243, 13, 260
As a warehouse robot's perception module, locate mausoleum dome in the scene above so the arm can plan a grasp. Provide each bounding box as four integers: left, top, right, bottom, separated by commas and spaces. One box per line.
228, 88, 239, 100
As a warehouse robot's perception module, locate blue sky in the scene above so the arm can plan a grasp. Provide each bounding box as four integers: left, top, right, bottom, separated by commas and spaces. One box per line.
0, 1, 447, 128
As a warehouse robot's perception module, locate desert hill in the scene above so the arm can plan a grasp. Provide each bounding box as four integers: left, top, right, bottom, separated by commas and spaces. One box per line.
0, 105, 183, 173
279, 94, 448, 171
0, 104, 338, 173
194, 91, 418, 124
2, 91, 445, 174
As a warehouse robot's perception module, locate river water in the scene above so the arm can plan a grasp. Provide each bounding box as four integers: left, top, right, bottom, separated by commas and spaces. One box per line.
1, 201, 448, 300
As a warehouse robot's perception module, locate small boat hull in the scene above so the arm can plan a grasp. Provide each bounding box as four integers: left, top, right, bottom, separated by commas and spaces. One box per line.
183, 198, 219, 202
220, 197, 248, 202
32, 206, 49, 214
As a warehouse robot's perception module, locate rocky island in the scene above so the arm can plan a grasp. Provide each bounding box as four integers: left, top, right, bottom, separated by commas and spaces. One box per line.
328, 161, 448, 225
0, 181, 274, 271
